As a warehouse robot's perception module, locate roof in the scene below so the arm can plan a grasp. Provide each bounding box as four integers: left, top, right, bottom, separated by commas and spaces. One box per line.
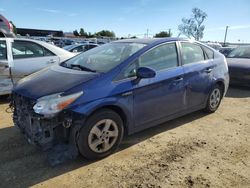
113, 37, 188, 45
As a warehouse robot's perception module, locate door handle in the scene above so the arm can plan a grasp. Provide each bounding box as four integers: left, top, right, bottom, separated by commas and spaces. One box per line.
121, 91, 133, 97
205, 68, 213, 73
174, 77, 183, 82
47, 59, 57, 64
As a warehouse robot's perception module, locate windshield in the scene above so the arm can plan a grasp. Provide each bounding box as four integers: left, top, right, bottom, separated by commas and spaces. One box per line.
61, 42, 146, 73
227, 46, 250, 59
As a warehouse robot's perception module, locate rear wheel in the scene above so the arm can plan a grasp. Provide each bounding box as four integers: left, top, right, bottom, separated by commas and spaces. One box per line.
77, 109, 124, 159
204, 85, 223, 113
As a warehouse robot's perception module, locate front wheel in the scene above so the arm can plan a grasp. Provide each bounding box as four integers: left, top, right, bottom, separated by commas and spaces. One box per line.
204, 85, 223, 113
77, 109, 124, 160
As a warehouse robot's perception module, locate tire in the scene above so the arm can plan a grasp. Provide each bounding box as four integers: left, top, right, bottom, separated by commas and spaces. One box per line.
204, 84, 223, 113
77, 109, 124, 160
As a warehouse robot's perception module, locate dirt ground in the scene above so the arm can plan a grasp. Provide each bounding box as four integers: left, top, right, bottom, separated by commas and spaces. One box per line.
0, 86, 250, 188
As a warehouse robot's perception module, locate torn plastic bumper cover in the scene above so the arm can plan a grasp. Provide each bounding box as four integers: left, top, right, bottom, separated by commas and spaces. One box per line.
11, 93, 84, 165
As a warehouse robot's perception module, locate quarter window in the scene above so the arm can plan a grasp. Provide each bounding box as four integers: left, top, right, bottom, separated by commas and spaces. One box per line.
0, 41, 7, 60
181, 43, 205, 65
203, 46, 214, 59
139, 43, 178, 71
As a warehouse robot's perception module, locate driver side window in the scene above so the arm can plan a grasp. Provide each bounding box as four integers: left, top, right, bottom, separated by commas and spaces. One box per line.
115, 43, 178, 81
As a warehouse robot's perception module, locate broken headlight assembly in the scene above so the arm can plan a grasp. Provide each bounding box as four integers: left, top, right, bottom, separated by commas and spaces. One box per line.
33, 91, 83, 117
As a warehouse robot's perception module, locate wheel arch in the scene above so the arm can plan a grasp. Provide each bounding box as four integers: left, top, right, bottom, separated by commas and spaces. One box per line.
215, 80, 225, 95
212, 78, 226, 97
87, 105, 129, 135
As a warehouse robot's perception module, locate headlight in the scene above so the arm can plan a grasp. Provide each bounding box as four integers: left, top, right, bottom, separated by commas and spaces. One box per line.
33, 91, 83, 116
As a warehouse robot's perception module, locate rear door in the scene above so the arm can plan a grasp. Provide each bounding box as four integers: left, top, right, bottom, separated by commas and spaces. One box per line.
180, 42, 214, 108
11, 40, 59, 78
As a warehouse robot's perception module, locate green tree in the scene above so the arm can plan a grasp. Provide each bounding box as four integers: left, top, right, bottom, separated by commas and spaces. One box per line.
95, 30, 115, 38
9, 21, 17, 34
178, 8, 207, 41
130, 36, 137, 39
154, 29, 172, 38
73, 30, 79, 36
79, 28, 87, 37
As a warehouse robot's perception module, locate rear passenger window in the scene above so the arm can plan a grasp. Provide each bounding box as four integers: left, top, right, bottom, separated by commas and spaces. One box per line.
12, 41, 54, 59
203, 46, 214, 59
0, 41, 7, 60
181, 43, 205, 65
139, 43, 178, 71
44, 47, 55, 56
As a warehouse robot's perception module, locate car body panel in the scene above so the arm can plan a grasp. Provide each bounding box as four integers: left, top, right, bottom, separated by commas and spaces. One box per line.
182, 60, 215, 107
227, 58, 250, 86
14, 65, 98, 99
133, 66, 185, 126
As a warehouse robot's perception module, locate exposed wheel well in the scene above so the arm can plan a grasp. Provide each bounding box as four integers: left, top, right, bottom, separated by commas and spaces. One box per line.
89, 105, 128, 135
215, 81, 225, 96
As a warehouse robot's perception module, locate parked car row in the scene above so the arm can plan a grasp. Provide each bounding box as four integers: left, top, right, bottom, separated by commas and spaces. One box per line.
63, 43, 99, 53
218, 46, 235, 57
11, 38, 229, 165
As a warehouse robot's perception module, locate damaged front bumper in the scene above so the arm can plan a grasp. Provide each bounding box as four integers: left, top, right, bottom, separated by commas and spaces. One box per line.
12, 93, 85, 165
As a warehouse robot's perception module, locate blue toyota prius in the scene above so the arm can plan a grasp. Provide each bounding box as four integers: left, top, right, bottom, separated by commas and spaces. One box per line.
11, 38, 229, 164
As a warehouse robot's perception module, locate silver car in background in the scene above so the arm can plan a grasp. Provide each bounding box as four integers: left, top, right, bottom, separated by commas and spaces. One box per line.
0, 38, 75, 95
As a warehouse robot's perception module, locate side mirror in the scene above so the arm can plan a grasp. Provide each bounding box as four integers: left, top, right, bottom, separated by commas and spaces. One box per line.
136, 67, 156, 79
72, 49, 78, 53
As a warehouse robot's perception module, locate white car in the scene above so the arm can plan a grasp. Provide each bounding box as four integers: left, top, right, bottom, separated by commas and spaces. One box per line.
0, 38, 75, 95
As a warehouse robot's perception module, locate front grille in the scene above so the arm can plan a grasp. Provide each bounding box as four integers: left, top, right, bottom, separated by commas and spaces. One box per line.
12, 93, 37, 140
12, 93, 59, 149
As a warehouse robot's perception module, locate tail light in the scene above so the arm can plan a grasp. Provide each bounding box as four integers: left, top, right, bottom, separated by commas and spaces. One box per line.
1, 15, 13, 32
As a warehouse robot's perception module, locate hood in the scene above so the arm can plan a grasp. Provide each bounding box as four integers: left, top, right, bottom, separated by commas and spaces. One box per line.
226, 58, 250, 69
13, 65, 98, 99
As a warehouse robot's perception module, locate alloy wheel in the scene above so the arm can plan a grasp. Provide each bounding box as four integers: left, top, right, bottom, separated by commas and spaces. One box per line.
88, 119, 119, 153
209, 88, 221, 109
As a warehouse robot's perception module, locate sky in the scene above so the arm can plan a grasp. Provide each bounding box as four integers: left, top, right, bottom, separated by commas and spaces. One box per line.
0, 0, 250, 42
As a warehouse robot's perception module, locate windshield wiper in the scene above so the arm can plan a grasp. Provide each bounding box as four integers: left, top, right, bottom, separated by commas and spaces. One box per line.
70, 64, 97, 73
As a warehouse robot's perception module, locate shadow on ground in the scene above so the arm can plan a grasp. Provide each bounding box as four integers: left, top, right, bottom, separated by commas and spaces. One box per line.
0, 110, 207, 187
0, 95, 10, 104
0, 86, 249, 187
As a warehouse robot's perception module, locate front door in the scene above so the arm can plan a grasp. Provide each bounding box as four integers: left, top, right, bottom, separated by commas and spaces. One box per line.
133, 42, 185, 127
